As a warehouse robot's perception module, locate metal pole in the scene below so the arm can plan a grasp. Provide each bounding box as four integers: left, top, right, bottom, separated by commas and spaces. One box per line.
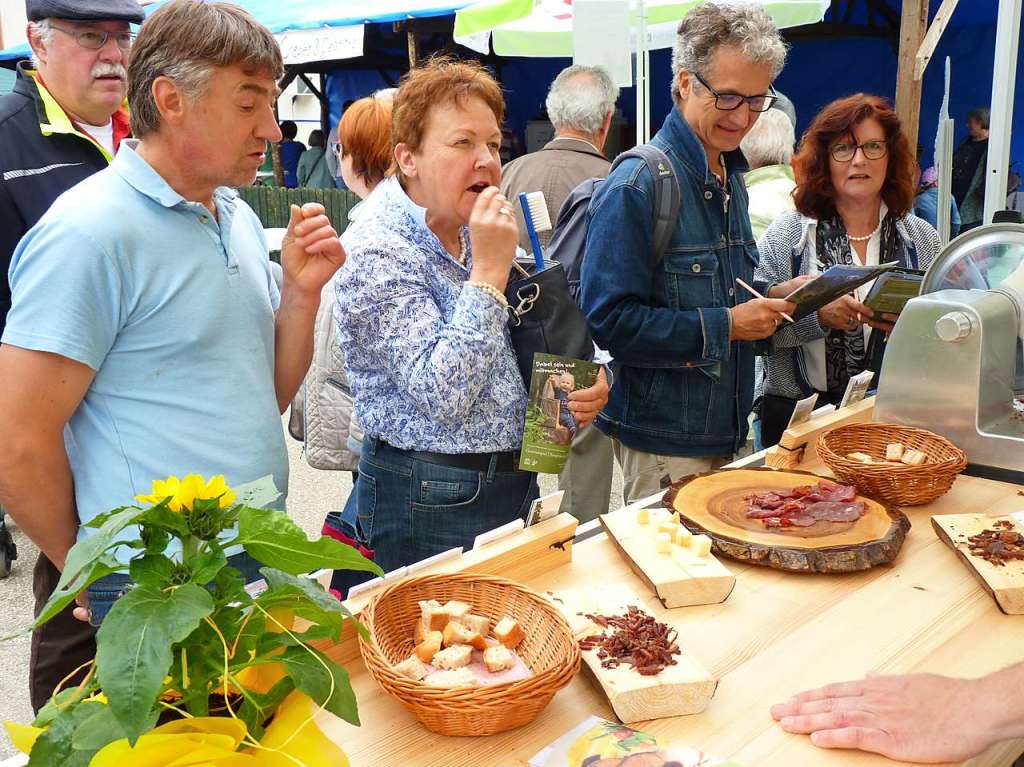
635, 0, 648, 145
936, 118, 955, 246
983, 0, 1022, 223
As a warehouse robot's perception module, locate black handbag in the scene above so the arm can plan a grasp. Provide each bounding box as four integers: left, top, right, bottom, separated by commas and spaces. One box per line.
504, 257, 594, 385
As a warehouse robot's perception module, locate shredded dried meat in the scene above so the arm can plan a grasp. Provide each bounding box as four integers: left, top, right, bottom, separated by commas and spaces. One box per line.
578, 606, 680, 676
745, 481, 865, 528
967, 520, 1024, 566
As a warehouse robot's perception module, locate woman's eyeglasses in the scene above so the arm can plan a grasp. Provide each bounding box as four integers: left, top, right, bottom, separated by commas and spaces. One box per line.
830, 140, 888, 162
692, 72, 777, 113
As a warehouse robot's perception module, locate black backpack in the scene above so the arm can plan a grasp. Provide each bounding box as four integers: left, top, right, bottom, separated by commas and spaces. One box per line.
547, 143, 682, 302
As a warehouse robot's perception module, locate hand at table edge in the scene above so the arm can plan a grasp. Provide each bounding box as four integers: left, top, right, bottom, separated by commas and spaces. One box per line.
769, 666, 1024, 764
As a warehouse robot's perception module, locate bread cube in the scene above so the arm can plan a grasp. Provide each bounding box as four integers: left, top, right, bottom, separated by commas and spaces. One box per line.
413, 618, 429, 644
432, 644, 474, 670
885, 442, 904, 462
419, 599, 449, 631
847, 452, 874, 464
483, 645, 516, 673
442, 621, 486, 650
442, 600, 472, 621
414, 630, 443, 663
393, 654, 429, 681
423, 668, 478, 688
901, 448, 928, 466
494, 616, 525, 649
461, 613, 491, 637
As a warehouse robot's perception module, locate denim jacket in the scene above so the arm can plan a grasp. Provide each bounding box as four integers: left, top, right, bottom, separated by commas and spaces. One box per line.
580, 108, 767, 457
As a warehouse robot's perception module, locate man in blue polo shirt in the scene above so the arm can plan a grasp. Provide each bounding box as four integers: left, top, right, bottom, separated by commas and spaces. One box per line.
0, 0, 345, 711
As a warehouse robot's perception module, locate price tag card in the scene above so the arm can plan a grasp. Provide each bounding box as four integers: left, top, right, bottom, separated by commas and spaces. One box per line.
840, 370, 874, 409
786, 393, 819, 430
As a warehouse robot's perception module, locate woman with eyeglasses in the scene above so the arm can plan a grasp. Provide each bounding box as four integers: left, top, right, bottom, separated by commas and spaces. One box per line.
753, 94, 939, 448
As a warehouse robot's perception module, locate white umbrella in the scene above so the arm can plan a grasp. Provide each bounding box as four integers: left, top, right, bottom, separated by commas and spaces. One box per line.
455, 0, 829, 142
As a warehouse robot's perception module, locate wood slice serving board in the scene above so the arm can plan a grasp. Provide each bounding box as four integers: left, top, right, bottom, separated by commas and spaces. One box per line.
551, 585, 717, 724
664, 468, 910, 573
931, 514, 1024, 615
600, 507, 735, 607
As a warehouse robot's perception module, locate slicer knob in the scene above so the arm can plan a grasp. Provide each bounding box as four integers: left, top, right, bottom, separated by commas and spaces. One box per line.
935, 312, 973, 342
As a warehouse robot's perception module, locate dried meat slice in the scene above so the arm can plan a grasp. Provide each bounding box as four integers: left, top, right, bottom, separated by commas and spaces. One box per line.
804, 501, 865, 522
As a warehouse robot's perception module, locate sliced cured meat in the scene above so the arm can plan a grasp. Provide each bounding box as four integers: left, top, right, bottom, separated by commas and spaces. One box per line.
743, 480, 862, 528
781, 513, 816, 527
823, 485, 856, 503
746, 505, 783, 519
804, 501, 865, 522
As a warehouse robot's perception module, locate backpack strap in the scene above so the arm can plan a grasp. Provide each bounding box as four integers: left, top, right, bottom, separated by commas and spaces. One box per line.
611, 144, 682, 265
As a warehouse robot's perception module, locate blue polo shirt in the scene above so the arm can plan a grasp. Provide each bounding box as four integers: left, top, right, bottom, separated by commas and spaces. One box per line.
3, 141, 287, 544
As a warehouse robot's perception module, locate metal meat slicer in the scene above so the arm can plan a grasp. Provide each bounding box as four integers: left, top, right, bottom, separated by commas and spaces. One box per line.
876, 222, 1024, 473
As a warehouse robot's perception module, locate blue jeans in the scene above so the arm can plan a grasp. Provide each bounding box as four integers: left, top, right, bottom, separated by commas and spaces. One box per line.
85, 551, 265, 627
356, 437, 538, 573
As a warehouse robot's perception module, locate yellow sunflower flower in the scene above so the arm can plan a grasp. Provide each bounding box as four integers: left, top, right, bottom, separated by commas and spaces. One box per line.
135, 474, 237, 512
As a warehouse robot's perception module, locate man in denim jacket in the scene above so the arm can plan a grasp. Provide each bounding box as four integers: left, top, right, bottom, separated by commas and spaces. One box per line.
580, 3, 803, 503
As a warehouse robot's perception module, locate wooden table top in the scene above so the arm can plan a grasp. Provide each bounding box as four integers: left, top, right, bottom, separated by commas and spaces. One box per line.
320, 465, 1024, 767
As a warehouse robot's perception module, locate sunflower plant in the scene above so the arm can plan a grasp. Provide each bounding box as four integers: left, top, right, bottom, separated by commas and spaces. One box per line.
4, 474, 382, 766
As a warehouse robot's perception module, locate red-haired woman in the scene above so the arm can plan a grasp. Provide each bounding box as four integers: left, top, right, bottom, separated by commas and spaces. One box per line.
754, 94, 939, 448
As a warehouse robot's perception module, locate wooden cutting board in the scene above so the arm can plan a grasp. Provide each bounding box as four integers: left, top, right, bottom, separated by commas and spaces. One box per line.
665, 468, 911, 573
551, 585, 717, 724
931, 513, 1024, 615
599, 507, 735, 607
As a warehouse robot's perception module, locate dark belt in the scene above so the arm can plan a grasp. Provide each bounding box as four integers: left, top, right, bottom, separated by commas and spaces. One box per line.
378, 439, 519, 473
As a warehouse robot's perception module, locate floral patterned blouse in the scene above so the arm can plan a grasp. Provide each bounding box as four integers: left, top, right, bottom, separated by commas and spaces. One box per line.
334, 176, 527, 453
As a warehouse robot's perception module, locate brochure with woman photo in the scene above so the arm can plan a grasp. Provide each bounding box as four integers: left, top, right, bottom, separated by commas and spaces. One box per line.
519, 354, 599, 474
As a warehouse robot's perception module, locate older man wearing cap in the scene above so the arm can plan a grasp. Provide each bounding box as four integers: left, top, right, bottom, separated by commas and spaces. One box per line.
0, 0, 143, 338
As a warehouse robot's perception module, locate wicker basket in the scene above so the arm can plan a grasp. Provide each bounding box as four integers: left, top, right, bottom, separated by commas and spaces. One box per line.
817, 422, 967, 505
358, 572, 581, 737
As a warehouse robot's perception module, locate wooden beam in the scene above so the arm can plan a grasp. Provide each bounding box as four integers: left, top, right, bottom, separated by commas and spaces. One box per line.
895, 0, 929, 149
915, 0, 962, 80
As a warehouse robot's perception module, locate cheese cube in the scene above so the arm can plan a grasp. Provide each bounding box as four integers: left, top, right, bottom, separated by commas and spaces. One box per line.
432, 644, 474, 670
885, 442, 904, 462
674, 524, 692, 547
655, 532, 672, 554
690, 534, 712, 558
636, 508, 650, 525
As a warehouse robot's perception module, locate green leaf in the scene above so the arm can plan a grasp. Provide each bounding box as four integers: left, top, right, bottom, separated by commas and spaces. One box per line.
140, 526, 171, 554
232, 475, 283, 509
25, 558, 121, 636
212, 567, 249, 605
128, 555, 176, 589
261, 568, 369, 641
96, 583, 214, 742
70, 705, 132, 751
235, 676, 295, 740
134, 501, 189, 537
28, 507, 143, 632
279, 646, 359, 725
32, 687, 95, 728
237, 507, 383, 576
189, 548, 228, 584
81, 504, 140, 530
27, 700, 106, 767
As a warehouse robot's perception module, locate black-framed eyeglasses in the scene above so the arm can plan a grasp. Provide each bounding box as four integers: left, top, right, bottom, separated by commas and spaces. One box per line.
49, 24, 134, 51
692, 72, 777, 112
830, 139, 888, 162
